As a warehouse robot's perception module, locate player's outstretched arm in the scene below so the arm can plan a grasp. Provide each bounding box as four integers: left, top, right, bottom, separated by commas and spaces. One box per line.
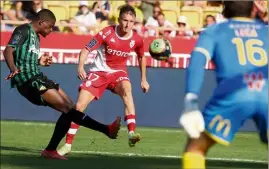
185, 30, 215, 96
136, 37, 149, 93
78, 28, 105, 80
3, 46, 20, 80
4, 26, 28, 80
179, 30, 215, 138
3, 46, 17, 72
77, 48, 89, 80
138, 56, 150, 93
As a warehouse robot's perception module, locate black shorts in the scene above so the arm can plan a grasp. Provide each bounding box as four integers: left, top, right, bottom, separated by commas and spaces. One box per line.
17, 73, 59, 106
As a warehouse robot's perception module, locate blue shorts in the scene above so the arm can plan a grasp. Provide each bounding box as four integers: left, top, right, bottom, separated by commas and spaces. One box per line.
203, 84, 268, 146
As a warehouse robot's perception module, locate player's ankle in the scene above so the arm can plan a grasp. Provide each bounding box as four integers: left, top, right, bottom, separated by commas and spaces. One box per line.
128, 131, 134, 134
65, 143, 72, 148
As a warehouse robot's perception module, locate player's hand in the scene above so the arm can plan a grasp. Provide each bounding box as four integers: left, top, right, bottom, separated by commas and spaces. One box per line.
39, 54, 53, 66
254, 1, 267, 13
5, 69, 21, 80
141, 80, 150, 93
78, 67, 87, 80
179, 93, 205, 139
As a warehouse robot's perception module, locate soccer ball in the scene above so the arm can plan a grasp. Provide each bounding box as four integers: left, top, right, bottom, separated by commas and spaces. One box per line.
149, 38, 172, 61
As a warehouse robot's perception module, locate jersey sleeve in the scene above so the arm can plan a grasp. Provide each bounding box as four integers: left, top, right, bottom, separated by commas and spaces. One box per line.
85, 28, 107, 52
186, 30, 216, 96
135, 37, 144, 58
192, 30, 215, 61
7, 26, 29, 48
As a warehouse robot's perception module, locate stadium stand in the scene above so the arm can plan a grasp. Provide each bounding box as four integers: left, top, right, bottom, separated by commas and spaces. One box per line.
1, 1, 268, 38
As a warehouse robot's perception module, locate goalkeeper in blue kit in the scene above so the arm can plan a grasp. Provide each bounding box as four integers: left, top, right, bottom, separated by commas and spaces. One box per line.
179, 2, 268, 169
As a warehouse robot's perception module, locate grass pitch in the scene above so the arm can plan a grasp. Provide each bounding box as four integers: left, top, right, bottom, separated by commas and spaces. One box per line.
1, 120, 267, 169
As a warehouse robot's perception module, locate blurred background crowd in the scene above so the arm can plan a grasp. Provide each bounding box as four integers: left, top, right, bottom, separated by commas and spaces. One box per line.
0, 0, 268, 39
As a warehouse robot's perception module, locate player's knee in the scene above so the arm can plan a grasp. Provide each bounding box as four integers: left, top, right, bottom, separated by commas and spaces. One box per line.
185, 133, 215, 155
121, 88, 133, 103
57, 102, 73, 114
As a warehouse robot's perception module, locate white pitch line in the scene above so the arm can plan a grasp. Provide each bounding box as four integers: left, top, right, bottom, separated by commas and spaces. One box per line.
0, 121, 260, 135
0, 121, 183, 133
71, 150, 268, 164
1, 121, 267, 164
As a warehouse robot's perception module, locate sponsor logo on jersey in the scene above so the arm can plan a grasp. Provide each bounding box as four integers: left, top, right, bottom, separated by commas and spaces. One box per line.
116, 76, 129, 82
87, 38, 98, 48
28, 45, 40, 54
110, 38, 115, 43
209, 115, 231, 137
106, 46, 130, 57
28, 32, 40, 54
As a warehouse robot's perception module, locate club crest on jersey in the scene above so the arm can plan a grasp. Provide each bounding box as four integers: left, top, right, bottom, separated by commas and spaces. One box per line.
244, 72, 265, 92
130, 40, 135, 48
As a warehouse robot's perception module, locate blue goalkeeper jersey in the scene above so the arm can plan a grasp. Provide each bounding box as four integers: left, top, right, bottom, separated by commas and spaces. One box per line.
186, 17, 268, 96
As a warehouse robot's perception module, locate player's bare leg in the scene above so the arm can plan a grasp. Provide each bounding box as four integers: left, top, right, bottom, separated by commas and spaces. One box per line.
58, 88, 74, 106
114, 80, 141, 147
182, 132, 216, 169
41, 88, 118, 159
58, 89, 121, 156
40, 88, 74, 160
41, 88, 75, 159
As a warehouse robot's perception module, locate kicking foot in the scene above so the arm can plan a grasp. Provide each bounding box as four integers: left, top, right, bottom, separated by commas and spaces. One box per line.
128, 132, 141, 147
57, 144, 72, 156
107, 116, 121, 139
41, 149, 68, 160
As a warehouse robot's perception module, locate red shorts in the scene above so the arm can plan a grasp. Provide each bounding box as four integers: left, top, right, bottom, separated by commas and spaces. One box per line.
79, 71, 130, 100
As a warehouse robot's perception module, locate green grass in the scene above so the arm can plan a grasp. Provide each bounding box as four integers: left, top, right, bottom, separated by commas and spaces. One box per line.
1, 120, 267, 169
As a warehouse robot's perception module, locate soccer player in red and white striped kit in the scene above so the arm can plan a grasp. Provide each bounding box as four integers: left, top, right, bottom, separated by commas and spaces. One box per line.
57, 5, 150, 156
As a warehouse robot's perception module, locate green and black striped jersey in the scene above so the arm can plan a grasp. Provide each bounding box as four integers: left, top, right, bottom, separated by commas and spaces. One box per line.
7, 23, 41, 87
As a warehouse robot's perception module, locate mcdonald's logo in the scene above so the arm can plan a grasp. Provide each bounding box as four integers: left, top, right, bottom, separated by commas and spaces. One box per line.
209, 115, 231, 137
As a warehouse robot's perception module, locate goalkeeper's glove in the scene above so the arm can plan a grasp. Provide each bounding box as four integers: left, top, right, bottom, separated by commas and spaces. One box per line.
179, 93, 205, 139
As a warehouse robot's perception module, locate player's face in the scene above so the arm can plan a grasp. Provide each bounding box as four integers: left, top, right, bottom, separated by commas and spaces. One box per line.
206, 17, 215, 26
39, 20, 55, 37
153, 7, 161, 19
118, 13, 135, 34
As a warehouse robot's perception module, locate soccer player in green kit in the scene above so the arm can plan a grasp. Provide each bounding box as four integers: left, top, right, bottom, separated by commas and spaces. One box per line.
3, 9, 121, 160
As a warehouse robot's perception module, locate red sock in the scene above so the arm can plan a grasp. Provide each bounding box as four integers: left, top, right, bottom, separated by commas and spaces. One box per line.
66, 122, 80, 145
124, 114, 136, 133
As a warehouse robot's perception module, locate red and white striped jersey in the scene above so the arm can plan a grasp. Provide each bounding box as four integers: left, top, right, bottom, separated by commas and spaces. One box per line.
85, 25, 144, 72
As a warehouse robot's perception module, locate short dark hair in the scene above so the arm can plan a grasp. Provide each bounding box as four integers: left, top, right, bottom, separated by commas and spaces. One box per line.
158, 12, 165, 17
36, 9, 56, 22
206, 15, 216, 21
153, 4, 161, 9
223, 1, 254, 18
119, 4, 136, 18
